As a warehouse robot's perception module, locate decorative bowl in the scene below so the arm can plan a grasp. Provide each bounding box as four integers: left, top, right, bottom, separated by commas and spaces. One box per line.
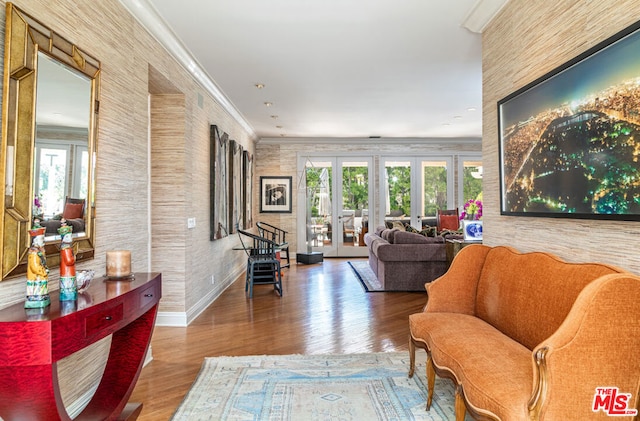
76, 269, 95, 292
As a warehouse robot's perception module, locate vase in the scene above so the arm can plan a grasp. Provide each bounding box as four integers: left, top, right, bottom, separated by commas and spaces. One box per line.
462, 220, 483, 241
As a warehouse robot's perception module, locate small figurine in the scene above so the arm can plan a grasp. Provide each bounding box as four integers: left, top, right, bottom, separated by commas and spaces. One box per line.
25, 226, 50, 308
58, 220, 77, 301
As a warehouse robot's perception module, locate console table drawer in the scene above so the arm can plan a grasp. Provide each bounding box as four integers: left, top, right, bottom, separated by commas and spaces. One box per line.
139, 283, 160, 309
85, 303, 124, 338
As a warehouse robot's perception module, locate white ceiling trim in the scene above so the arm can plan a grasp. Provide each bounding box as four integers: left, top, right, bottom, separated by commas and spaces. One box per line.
118, 0, 257, 139
461, 0, 510, 33
259, 137, 482, 145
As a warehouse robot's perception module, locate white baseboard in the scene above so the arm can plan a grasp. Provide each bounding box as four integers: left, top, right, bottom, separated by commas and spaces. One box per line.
155, 266, 243, 327
64, 268, 243, 416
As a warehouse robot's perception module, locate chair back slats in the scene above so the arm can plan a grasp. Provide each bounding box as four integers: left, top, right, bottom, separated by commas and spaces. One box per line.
257, 221, 287, 245
255, 222, 290, 268
238, 229, 278, 262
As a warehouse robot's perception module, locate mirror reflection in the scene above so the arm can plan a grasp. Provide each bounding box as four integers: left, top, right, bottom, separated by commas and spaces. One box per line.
34, 52, 92, 241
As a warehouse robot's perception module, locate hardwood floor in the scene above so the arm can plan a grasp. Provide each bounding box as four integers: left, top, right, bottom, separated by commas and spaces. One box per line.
129, 258, 429, 420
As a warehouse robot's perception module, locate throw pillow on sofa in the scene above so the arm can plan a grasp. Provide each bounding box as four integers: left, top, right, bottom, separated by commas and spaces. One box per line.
404, 224, 419, 233
420, 226, 437, 237
391, 221, 406, 231
393, 231, 442, 244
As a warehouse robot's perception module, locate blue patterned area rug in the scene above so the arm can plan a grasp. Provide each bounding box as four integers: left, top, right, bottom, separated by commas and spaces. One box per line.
171, 352, 464, 420
347, 260, 384, 292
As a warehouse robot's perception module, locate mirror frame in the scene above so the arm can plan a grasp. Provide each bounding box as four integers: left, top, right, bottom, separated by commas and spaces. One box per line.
0, 3, 100, 280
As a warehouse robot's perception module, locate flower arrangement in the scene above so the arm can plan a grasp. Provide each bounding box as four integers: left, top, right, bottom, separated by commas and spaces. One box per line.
33, 194, 43, 217
460, 199, 482, 220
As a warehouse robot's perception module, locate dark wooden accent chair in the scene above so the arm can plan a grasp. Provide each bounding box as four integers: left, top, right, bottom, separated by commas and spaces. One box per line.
256, 221, 290, 268
238, 229, 283, 298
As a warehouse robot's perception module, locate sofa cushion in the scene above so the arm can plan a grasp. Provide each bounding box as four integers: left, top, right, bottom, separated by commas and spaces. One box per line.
410, 312, 532, 420
381, 228, 401, 243
363, 232, 382, 248
394, 231, 444, 244
374, 242, 446, 262
475, 247, 625, 350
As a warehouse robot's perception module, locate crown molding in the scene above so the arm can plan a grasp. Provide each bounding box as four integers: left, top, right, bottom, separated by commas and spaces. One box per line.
258, 137, 482, 145
118, 0, 256, 139
462, 0, 510, 33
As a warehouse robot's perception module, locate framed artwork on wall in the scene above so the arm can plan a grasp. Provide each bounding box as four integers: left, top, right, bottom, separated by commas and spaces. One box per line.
498, 19, 640, 221
210, 125, 229, 240
260, 176, 292, 213
243, 151, 254, 228
229, 139, 243, 233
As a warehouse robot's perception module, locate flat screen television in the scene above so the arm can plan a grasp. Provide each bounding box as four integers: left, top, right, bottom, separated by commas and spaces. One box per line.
498, 19, 640, 221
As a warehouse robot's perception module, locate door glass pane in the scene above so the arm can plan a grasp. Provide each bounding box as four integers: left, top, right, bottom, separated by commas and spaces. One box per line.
75, 148, 89, 199
342, 161, 369, 247
463, 160, 483, 203
36, 147, 68, 218
305, 161, 332, 247
421, 161, 449, 217
385, 161, 411, 222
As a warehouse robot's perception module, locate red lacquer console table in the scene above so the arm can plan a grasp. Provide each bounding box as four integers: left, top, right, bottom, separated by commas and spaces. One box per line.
0, 272, 162, 421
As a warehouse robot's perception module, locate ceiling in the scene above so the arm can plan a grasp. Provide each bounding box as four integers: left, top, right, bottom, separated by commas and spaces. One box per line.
124, 0, 508, 140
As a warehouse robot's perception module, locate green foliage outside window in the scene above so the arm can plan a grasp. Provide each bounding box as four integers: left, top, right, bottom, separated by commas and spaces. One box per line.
342, 166, 368, 211
422, 166, 448, 216
386, 166, 411, 215
463, 166, 483, 203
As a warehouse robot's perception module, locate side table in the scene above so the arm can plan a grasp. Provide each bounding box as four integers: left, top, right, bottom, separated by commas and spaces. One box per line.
446, 239, 482, 266
0, 272, 162, 421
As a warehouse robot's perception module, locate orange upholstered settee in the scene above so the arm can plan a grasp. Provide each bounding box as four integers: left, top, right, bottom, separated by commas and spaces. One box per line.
408, 245, 640, 421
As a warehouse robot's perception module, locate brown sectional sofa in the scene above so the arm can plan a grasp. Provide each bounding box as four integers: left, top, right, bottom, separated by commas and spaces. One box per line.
409, 244, 640, 420
363, 226, 461, 291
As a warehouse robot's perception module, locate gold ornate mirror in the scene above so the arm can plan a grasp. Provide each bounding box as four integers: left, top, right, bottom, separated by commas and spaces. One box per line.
0, 3, 100, 280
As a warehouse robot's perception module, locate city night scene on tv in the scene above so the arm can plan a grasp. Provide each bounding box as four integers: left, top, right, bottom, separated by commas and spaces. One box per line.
499, 23, 640, 219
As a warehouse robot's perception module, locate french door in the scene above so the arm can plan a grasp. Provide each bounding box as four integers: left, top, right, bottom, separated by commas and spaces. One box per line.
379, 156, 453, 229
297, 156, 373, 257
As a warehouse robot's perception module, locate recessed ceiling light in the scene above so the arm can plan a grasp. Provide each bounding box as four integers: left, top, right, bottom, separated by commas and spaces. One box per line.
453, 115, 463, 119
276, 125, 283, 129
467, 107, 477, 112
271, 115, 279, 119
255, 83, 265, 89
264, 101, 273, 107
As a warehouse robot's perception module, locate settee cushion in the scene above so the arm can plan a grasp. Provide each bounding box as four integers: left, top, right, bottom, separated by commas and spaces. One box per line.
475, 247, 624, 350
409, 312, 532, 419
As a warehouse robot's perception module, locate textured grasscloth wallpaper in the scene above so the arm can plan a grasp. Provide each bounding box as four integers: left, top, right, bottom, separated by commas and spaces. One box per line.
0, 0, 253, 315
482, 0, 640, 273
0, 0, 253, 409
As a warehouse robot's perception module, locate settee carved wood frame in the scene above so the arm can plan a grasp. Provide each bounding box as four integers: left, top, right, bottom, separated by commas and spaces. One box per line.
409, 336, 498, 421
